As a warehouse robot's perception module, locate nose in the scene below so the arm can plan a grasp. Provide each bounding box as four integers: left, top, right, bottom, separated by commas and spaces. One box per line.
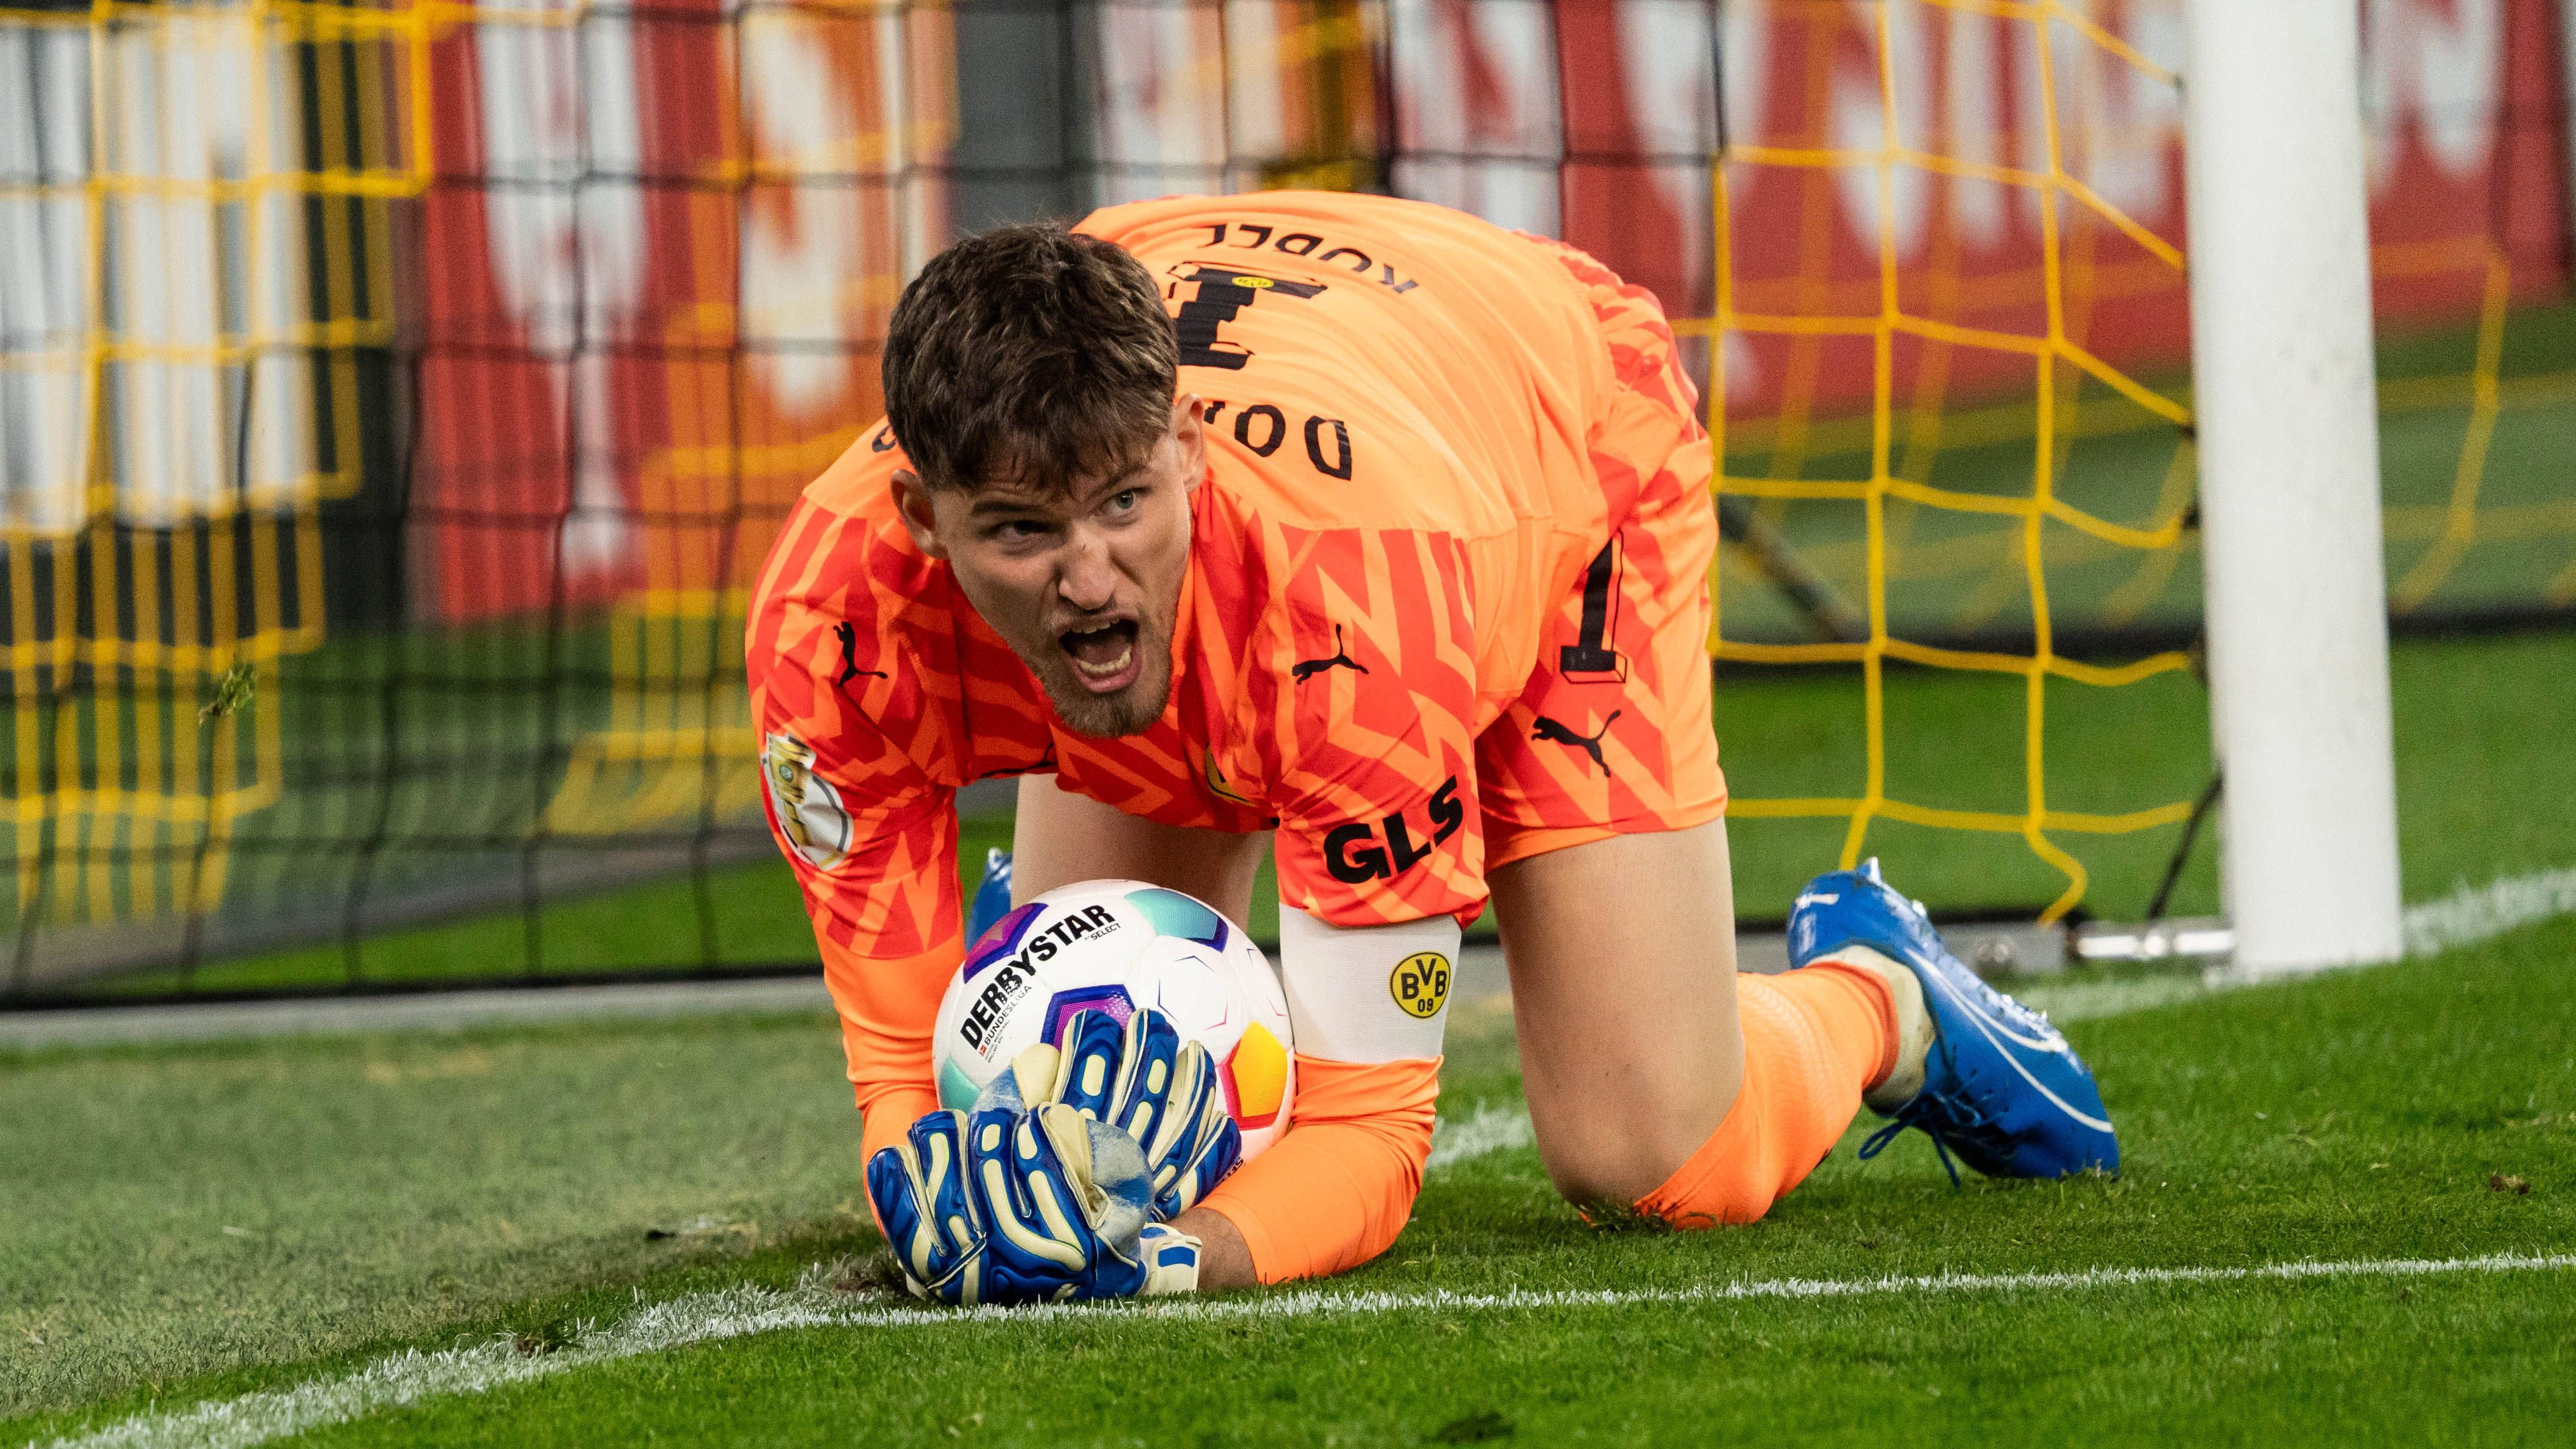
1055, 524, 1118, 614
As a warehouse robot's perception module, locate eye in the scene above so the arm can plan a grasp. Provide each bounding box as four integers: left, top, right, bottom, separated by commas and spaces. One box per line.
1104, 488, 1142, 515
987, 518, 1050, 542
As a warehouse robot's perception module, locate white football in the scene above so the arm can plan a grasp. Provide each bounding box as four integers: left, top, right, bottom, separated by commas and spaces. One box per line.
933, 879, 1296, 1159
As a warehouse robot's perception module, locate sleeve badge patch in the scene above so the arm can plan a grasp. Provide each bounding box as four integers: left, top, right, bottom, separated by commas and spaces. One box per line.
762, 732, 852, 869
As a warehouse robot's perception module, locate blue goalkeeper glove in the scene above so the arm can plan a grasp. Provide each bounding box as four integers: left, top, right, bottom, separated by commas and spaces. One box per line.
867, 1038, 1204, 1305
1050, 1007, 1242, 1220
866, 1106, 991, 1303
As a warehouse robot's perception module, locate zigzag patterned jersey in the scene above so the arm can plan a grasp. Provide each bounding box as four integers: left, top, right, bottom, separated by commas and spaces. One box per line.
746, 189, 1720, 1038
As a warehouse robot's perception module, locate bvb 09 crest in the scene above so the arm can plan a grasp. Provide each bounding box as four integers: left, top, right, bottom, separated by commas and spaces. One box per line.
1388, 951, 1451, 1020
761, 732, 853, 870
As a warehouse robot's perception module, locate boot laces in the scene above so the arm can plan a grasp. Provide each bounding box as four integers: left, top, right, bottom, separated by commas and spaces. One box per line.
1857, 1120, 1961, 1188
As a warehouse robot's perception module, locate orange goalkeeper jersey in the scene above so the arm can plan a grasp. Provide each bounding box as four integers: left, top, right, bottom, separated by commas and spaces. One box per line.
750, 192, 1644, 952
747, 191, 1710, 1279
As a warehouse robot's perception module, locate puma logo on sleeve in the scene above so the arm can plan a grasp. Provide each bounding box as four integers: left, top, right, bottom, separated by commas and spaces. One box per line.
834, 621, 887, 688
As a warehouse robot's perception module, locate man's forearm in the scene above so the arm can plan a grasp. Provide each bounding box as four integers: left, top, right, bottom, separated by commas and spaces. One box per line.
1172, 1205, 1258, 1289
1189, 1055, 1441, 1283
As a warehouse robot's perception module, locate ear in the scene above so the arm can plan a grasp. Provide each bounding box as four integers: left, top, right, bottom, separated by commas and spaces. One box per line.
890, 468, 949, 560
1171, 394, 1207, 495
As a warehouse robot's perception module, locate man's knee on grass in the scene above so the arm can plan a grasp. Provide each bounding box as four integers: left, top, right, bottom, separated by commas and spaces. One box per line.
1533, 1075, 1747, 1211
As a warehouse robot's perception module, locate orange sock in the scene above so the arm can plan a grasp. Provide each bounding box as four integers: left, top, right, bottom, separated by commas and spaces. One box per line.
1634, 964, 1897, 1228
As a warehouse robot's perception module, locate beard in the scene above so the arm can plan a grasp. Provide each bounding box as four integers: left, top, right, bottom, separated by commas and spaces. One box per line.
1021, 620, 1175, 737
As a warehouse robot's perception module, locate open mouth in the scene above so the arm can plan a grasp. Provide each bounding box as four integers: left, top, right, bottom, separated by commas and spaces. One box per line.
1058, 620, 1141, 693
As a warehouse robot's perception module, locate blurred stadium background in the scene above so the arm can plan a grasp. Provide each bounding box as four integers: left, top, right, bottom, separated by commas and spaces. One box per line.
0, 0, 2568, 1001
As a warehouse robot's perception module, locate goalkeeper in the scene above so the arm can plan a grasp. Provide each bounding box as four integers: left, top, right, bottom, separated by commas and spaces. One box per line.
745, 192, 2117, 1302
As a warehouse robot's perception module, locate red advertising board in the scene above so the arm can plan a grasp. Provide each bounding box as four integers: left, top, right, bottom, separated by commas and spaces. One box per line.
416, 0, 949, 622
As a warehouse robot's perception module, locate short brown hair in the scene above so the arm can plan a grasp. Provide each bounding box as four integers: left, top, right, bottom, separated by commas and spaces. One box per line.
881, 223, 1177, 493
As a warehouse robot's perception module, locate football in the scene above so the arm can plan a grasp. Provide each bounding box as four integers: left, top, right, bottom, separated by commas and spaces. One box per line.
932, 879, 1296, 1159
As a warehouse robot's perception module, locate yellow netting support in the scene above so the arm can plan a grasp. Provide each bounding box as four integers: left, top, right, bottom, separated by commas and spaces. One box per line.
1707, 0, 2198, 923
2367, 237, 2576, 609
2, 0, 433, 929
2391, 245, 2512, 611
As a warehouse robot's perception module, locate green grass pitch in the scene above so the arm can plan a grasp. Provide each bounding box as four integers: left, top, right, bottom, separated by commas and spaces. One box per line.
6, 910, 2575, 1444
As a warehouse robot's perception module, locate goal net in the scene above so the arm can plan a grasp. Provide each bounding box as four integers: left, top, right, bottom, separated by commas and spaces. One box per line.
1, 0, 2566, 995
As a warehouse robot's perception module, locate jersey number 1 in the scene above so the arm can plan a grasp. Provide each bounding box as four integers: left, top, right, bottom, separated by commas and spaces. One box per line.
1558, 539, 1628, 683
1171, 264, 1325, 370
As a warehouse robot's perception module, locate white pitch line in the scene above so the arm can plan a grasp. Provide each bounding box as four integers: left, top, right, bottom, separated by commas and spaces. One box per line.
37, 1251, 2576, 1449
2403, 864, 2576, 959
1427, 1101, 1535, 1170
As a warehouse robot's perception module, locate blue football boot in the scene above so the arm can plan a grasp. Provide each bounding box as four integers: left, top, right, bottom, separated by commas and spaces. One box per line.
965, 848, 1014, 945
1788, 860, 2119, 1180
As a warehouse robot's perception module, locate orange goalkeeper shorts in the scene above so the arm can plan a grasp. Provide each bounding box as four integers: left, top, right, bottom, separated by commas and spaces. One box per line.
1474, 238, 1727, 872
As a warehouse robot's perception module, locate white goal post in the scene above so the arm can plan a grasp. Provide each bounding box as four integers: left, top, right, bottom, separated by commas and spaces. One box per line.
2180, 0, 2406, 972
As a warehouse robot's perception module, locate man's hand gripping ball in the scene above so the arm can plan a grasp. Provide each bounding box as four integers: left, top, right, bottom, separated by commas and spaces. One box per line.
866, 1008, 1237, 1305
1050, 1006, 1243, 1220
